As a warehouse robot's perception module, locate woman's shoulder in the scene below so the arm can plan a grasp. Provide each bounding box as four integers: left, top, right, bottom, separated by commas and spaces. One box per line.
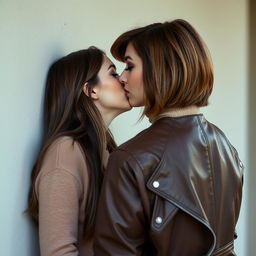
40, 136, 88, 180
118, 121, 168, 156
48, 136, 77, 151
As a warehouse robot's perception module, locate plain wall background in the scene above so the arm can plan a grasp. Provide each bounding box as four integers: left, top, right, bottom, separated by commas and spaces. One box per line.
0, 0, 251, 255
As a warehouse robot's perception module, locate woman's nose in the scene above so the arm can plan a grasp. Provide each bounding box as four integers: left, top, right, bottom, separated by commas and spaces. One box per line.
119, 71, 127, 84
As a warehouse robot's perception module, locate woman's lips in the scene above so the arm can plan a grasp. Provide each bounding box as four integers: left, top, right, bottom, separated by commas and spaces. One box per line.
123, 88, 132, 107
124, 88, 129, 98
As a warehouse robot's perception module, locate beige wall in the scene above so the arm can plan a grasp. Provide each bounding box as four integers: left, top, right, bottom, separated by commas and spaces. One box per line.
0, 0, 249, 255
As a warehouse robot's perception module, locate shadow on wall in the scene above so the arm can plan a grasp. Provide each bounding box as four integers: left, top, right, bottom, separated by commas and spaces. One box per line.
26, 217, 40, 255
10, 45, 65, 256
10, 136, 42, 256
10, 103, 44, 256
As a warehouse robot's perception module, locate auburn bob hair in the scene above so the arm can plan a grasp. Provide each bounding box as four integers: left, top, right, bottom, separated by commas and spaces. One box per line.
111, 19, 214, 120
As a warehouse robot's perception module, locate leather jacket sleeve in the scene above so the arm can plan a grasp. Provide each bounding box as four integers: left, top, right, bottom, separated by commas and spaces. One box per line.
94, 149, 150, 256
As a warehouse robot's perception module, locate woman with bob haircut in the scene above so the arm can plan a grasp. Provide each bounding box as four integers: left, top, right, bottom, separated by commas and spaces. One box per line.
27, 47, 131, 256
94, 19, 244, 255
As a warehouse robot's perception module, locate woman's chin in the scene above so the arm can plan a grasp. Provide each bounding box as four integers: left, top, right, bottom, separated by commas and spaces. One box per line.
116, 105, 133, 116
123, 105, 133, 112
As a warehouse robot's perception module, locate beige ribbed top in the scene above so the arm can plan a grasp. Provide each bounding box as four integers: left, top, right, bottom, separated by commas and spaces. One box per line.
35, 136, 108, 256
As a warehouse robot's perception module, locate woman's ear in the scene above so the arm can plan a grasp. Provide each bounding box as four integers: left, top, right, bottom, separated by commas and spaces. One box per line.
82, 82, 99, 100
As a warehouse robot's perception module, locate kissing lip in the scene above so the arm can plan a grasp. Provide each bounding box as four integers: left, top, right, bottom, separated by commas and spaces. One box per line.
123, 88, 132, 107
123, 88, 130, 98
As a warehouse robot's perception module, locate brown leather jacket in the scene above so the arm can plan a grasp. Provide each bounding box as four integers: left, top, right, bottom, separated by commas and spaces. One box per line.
94, 115, 243, 256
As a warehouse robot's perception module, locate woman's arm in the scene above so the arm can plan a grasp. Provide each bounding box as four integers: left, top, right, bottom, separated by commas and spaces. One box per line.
38, 169, 81, 256
94, 150, 148, 256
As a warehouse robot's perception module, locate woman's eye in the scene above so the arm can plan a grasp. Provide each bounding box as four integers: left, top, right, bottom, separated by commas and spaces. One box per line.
111, 72, 119, 78
125, 65, 134, 71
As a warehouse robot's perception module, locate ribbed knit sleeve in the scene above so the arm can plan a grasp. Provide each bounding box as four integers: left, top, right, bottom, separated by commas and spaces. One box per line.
38, 168, 81, 256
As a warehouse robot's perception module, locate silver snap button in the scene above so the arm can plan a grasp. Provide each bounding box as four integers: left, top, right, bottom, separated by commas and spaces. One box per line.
153, 181, 159, 188
239, 161, 243, 168
155, 216, 162, 224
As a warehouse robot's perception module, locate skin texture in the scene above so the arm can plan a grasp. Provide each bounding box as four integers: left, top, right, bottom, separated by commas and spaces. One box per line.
119, 43, 144, 107
84, 55, 132, 126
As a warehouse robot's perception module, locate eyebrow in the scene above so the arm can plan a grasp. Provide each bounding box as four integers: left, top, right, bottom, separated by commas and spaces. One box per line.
124, 56, 133, 61
108, 64, 116, 70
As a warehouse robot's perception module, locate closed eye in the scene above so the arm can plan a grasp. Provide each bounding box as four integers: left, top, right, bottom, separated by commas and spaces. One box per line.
111, 72, 119, 78
125, 65, 134, 71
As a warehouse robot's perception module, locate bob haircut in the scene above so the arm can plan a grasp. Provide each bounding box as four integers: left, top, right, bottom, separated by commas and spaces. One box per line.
111, 19, 214, 120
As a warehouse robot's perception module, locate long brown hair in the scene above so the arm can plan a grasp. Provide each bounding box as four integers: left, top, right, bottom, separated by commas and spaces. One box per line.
111, 19, 214, 120
27, 47, 116, 239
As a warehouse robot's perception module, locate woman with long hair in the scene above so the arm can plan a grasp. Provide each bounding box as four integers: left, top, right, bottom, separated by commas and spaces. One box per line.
27, 46, 131, 256
94, 20, 244, 255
